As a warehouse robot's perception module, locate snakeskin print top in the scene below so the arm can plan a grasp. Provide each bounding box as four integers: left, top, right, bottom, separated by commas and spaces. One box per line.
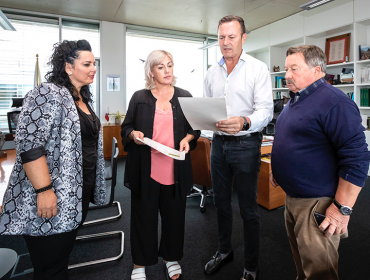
0, 83, 106, 236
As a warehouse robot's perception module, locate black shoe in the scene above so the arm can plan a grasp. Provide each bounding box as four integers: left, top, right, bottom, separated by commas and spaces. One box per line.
204, 250, 234, 276
240, 270, 259, 280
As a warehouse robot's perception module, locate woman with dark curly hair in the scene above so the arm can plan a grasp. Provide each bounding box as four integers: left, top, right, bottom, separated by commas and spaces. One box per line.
0, 39, 106, 280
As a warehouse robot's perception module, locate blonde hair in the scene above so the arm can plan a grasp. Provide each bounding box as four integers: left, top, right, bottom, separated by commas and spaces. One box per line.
144, 50, 177, 89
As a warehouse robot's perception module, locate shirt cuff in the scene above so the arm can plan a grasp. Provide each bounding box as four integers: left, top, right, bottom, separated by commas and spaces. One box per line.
247, 115, 257, 131
338, 163, 369, 188
20, 146, 47, 164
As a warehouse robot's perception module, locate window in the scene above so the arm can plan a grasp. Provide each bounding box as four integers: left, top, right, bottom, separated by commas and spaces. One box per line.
0, 17, 59, 131
61, 20, 100, 57
0, 15, 101, 132
207, 40, 223, 69
126, 34, 204, 108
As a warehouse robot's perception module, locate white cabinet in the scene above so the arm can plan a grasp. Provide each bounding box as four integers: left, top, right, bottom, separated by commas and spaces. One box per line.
245, 0, 370, 114
354, 0, 370, 23
243, 25, 269, 53
303, 0, 353, 37
269, 13, 304, 47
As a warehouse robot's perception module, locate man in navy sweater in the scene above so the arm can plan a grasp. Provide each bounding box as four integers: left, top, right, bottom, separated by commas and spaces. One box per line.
270, 45, 370, 280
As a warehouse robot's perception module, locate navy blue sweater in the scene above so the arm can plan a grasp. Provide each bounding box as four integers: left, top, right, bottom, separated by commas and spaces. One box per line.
271, 79, 370, 198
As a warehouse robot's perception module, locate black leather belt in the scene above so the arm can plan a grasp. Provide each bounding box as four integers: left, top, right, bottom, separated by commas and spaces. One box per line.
215, 132, 260, 141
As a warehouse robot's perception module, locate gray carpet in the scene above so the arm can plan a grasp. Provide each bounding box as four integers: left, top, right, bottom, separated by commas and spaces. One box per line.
1, 158, 370, 280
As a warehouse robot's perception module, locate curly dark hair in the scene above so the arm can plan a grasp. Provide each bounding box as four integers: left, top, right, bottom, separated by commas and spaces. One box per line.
45, 39, 93, 103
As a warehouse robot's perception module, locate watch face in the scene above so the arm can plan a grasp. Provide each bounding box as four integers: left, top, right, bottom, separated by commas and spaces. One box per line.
341, 207, 352, 215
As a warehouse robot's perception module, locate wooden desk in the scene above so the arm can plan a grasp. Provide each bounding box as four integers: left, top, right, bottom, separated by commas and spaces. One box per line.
261, 145, 272, 155
258, 145, 286, 210
102, 124, 127, 159
0, 149, 16, 211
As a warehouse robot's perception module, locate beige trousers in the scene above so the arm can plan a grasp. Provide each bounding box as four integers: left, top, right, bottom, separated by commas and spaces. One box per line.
285, 195, 347, 280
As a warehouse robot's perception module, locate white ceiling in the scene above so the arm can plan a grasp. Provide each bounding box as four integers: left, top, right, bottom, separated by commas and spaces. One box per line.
0, 0, 311, 35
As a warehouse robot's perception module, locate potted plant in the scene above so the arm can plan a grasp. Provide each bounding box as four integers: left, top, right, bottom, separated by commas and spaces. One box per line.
110, 111, 125, 124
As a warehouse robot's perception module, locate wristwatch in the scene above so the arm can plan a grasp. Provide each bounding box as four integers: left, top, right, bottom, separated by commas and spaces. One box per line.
241, 116, 250, 131
333, 199, 353, 215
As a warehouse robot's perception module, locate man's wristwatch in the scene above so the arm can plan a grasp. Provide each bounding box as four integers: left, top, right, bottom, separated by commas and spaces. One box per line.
333, 199, 353, 215
241, 116, 250, 131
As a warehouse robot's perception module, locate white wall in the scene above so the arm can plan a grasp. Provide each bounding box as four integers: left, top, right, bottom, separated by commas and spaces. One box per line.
100, 21, 126, 122
354, 0, 370, 22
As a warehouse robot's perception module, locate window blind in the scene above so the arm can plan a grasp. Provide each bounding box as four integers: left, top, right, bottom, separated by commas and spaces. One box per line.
0, 18, 59, 131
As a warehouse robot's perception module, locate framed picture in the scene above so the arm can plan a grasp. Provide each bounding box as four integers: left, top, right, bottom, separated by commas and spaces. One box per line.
359, 45, 370, 60
325, 33, 351, 65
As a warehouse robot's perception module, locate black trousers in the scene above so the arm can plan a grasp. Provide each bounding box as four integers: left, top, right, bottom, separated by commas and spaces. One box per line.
130, 178, 187, 266
23, 178, 93, 280
211, 133, 262, 271
23, 229, 78, 280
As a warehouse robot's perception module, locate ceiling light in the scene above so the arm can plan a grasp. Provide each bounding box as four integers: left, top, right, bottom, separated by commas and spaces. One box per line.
300, 0, 334, 10
0, 10, 16, 31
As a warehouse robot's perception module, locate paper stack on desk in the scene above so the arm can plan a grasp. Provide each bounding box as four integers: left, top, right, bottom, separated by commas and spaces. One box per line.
262, 136, 274, 146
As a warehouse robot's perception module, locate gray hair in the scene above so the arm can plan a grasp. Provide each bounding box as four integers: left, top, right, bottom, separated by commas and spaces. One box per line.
286, 45, 327, 73
144, 50, 177, 89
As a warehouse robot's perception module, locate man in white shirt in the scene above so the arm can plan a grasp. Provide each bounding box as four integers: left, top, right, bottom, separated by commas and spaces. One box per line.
203, 15, 273, 280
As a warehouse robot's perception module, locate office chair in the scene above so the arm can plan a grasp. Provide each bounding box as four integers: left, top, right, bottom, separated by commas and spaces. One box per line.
83, 137, 122, 225
187, 137, 213, 213
263, 99, 284, 135
11, 144, 124, 276
7, 98, 24, 134
70, 146, 124, 269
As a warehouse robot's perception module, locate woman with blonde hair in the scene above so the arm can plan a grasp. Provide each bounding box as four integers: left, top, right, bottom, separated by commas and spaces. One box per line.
121, 50, 200, 280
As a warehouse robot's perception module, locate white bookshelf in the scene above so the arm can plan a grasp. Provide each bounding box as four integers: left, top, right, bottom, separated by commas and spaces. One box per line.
244, 0, 370, 113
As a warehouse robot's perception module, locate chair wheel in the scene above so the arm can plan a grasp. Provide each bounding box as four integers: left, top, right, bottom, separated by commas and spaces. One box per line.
200, 207, 206, 213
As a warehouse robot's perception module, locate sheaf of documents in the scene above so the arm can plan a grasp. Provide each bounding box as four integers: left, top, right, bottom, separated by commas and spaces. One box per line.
178, 97, 227, 131
136, 137, 185, 160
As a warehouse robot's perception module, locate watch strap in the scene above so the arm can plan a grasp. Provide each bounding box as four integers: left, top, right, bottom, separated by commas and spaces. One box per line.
333, 199, 342, 210
241, 116, 249, 130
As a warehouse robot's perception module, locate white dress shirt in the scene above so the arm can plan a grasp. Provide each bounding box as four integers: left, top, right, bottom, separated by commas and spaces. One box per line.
204, 51, 273, 136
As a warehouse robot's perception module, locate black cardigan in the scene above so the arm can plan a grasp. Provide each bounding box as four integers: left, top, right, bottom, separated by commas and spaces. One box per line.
121, 87, 200, 199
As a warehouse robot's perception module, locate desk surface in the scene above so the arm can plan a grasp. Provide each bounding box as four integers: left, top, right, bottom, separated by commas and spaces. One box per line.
0, 149, 16, 210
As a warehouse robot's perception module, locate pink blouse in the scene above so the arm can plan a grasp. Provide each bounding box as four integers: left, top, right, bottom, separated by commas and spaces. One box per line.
150, 107, 175, 185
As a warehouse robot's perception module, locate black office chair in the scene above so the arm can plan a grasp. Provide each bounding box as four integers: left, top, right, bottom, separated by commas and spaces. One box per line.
263, 99, 284, 135
83, 137, 122, 225
11, 143, 124, 276
70, 146, 124, 269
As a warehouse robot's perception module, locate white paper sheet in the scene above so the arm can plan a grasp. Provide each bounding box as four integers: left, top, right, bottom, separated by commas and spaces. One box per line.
136, 137, 185, 160
178, 97, 227, 131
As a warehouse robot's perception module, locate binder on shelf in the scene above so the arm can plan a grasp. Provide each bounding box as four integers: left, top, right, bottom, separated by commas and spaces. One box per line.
275, 76, 285, 88
360, 88, 370, 107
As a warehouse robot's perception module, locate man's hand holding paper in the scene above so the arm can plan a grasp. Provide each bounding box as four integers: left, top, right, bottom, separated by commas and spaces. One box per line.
216, 116, 245, 135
